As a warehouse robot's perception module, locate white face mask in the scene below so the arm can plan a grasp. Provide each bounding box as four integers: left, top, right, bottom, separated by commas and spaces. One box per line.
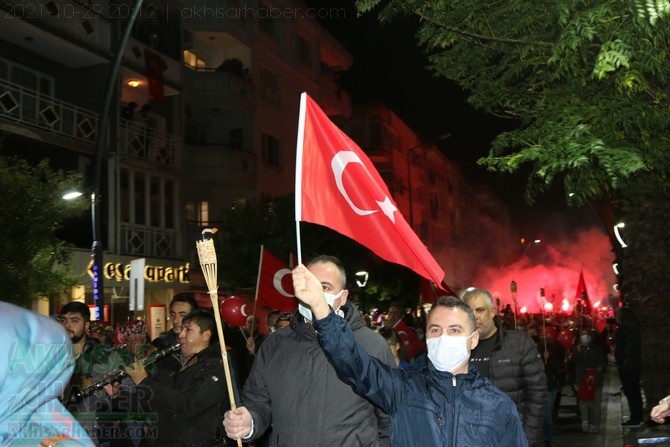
298, 290, 344, 322
427, 333, 474, 373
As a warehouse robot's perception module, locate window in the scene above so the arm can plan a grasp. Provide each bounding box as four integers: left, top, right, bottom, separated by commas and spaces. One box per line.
119, 168, 175, 228
262, 133, 281, 168
298, 35, 311, 65
260, 67, 281, 105
199, 201, 209, 226
183, 50, 205, 69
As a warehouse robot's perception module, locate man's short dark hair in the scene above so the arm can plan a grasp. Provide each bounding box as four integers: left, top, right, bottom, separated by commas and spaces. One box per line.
429, 296, 476, 332
306, 255, 347, 289
182, 309, 217, 343
60, 302, 90, 321
170, 292, 199, 312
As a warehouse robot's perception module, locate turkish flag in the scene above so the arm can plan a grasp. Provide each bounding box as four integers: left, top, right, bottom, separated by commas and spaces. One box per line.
393, 319, 426, 360
576, 369, 598, 401
420, 278, 440, 303
295, 92, 447, 289
144, 49, 166, 102
574, 270, 592, 315
257, 248, 298, 312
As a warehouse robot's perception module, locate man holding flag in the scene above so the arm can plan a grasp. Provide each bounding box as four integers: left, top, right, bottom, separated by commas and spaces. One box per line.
224, 255, 394, 446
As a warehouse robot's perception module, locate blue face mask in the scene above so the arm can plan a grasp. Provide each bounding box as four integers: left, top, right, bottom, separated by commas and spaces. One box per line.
580, 335, 591, 345
298, 290, 344, 322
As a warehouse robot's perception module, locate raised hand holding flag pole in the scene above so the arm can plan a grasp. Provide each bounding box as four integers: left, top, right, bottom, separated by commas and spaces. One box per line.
195, 229, 242, 447
294, 92, 449, 290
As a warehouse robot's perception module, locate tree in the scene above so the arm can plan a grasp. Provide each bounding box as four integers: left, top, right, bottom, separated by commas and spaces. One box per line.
0, 155, 87, 308
216, 194, 419, 310
355, 0, 670, 403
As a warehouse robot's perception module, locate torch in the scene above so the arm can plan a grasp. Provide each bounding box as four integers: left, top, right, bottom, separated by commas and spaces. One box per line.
510, 279, 518, 330
540, 287, 547, 363
196, 228, 243, 447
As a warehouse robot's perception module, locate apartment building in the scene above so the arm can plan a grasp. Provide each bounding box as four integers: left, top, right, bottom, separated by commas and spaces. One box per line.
0, 0, 352, 328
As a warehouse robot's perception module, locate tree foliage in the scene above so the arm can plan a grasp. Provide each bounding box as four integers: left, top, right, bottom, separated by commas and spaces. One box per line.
0, 155, 87, 308
356, 0, 670, 205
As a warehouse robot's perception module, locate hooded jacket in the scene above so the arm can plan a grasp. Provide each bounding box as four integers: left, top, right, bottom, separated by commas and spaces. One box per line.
0, 302, 93, 446
242, 301, 394, 447
313, 311, 528, 447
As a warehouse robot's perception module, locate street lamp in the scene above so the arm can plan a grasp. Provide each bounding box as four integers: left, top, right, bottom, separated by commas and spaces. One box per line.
406, 133, 452, 229
355, 271, 369, 287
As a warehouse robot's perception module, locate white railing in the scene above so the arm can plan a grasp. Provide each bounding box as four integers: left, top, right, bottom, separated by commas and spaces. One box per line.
0, 79, 99, 143
119, 119, 181, 168
119, 224, 180, 258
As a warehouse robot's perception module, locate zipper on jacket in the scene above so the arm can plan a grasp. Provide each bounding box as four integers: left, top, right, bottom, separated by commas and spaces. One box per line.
451, 375, 457, 447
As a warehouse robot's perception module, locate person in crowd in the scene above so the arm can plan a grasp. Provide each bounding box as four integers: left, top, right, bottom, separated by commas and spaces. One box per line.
244, 315, 265, 356
290, 265, 528, 446
383, 302, 404, 328
463, 288, 548, 447
126, 309, 235, 447
59, 302, 126, 447
615, 306, 645, 427
378, 326, 413, 369
88, 321, 114, 346
152, 293, 198, 349
536, 325, 565, 447
650, 395, 670, 424
264, 310, 281, 334
272, 312, 293, 332
120, 102, 137, 121
1, 301, 94, 446
223, 255, 395, 446
614, 307, 644, 428
572, 327, 606, 433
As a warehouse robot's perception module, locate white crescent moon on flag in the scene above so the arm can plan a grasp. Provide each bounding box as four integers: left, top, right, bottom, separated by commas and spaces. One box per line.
241, 304, 249, 317
331, 151, 398, 223
273, 268, 295, 298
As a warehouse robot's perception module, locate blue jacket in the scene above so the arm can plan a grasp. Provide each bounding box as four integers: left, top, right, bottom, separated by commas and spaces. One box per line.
314, 312, 528, 447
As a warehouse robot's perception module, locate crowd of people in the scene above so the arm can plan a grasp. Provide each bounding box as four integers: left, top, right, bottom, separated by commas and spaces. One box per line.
5, 254, 666, 447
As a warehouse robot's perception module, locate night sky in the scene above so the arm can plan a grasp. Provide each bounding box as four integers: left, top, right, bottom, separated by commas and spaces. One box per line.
305, 0, 602, 241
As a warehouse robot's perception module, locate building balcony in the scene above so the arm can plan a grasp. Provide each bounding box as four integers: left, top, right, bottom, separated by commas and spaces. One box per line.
183, 68, 255, 113
320, 77, 351, 117
0, 78, 99, 148
118, 119, 181, 169
119, 223, 181, 259
185, 143, 256, 189
1, 0, 111, 65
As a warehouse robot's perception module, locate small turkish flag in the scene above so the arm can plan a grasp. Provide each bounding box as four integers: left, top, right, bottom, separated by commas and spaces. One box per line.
295, 92, 447, 289
257, 248, 298, 312
393, 319, 426, 360
144, 49, 166, 102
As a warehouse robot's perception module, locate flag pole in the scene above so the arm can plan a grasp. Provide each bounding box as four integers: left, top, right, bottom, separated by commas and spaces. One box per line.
251, 245, 263, 334
195, 229, 242, 447
294, 92, 307, 266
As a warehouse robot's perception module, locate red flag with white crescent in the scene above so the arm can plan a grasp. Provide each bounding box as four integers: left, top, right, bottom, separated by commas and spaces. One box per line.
393, 319, 426, 360
295, 92, 447, 289
257, 248, 298, 312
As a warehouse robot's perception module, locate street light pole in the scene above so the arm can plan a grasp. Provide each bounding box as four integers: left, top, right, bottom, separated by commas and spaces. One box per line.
405, 133, 452, 229
91, 0, 144, 320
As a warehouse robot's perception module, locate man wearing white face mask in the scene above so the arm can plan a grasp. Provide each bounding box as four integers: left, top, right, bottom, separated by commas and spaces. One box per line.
224, 255, 394, 446
290, 264, 528, 447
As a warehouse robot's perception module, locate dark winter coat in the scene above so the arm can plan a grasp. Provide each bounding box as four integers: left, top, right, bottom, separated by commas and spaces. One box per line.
140, 343, 232, 447
314, 311, 528, 447
471, 319, 548, 446
242, 301, 394, 447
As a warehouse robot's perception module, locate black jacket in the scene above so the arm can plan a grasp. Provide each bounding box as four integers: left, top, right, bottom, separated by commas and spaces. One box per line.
242, 301, 395, 446
470, 319, 547, 446
141, 343, 233, 447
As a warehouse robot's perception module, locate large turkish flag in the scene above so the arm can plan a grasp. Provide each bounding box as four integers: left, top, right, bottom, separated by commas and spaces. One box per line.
295, 92, 447, 289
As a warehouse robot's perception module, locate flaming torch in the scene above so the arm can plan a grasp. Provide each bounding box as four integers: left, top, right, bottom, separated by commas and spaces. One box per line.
196, 228, 243, 447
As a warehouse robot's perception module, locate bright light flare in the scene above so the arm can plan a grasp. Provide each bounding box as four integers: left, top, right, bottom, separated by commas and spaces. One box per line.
561, 299, 570, 312
62, 191, 83, 200
520, 306, 527, 314
544, 302, 554, 312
